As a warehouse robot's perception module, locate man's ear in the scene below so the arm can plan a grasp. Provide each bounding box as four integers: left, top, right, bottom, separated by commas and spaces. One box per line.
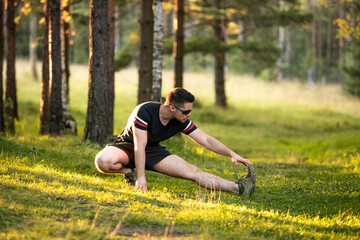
169, 104, 175, 112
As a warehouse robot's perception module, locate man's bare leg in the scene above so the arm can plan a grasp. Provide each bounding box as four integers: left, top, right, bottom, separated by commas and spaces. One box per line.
152, 155, 239, 193
95, 146, 132, 175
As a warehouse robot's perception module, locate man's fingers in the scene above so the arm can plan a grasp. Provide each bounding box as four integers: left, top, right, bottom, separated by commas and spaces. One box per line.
135, 183, 147, 192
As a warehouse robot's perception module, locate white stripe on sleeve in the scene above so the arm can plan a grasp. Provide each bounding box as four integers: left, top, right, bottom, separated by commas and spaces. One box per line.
183, 121, 192, 132
136, 116, 148, 126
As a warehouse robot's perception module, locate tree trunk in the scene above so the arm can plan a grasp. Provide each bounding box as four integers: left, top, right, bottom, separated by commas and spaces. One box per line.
289, 23, 296, 78
49, 0, 64, 135
173, 0, 184, 88
29, 14, 38, 81
138, 0, 154, 104
276, 0, 285, 82
316, 15, 322, 80
40, 0, 50, 135
0, 0, 5, 133
213, 0, 227, 108
325, 7, 332, 83
84, 0, 109, 145
311, 1, 317, 83
114, 5, 121, 52
61, 0, 76, 134
153, 0, 163, 102
5, 0, 17, 134
107, 0, 115, 137
338, 3, 344, 85
237, 20, 244, 42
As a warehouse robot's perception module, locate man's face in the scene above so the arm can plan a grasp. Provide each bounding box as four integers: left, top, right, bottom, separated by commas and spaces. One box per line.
173, 102, 193, 123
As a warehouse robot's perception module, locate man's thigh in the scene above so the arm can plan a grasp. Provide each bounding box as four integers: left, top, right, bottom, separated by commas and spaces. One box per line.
152, 155, 199, 180
95, 146, 131, 172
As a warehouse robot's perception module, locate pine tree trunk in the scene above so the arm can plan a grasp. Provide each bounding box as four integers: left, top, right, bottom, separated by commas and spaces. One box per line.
0, 0, 5, 133
316, 16, 322, 79
325, 7, 332, 83
153, 0, 163, 102
29, 13, 38, 81
173, 0, 184, 88
310, 1, 317, 83
5, 0, 17, 134
114, 5, 121, 53
276, 0, 285, 82
289, 24, 296, 78
40, 0, 50, 135
138, 0, 154, 104
237, 20, 244, 42
107, 0, 115, 137
338, 3, 344, 85
61, 1, 76, 134
49, 0, 64, 135
213, 0, 227, 108
84, 0, 109, 145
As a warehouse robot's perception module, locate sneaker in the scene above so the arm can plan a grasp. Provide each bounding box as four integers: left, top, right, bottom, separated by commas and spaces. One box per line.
235, 165, 256, 196
123, 169, 136, 186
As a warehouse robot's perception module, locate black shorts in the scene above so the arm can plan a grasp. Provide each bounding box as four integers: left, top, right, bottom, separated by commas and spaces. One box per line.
107, 141, 172, 171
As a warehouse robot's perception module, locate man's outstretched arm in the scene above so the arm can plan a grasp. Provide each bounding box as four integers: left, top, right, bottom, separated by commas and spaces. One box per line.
188, 129, 252, 167
133, 126, 148, 191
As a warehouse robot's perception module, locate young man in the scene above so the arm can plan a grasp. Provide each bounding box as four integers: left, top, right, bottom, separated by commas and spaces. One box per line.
95, 88, 256, 196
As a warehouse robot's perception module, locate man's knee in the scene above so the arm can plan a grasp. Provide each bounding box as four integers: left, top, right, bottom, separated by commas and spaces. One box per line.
187, 165, 202, 180
94, 150, 108, 173
94, 146, 128, 173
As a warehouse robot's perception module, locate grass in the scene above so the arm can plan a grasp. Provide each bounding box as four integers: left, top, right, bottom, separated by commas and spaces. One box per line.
1, 60, 360, 239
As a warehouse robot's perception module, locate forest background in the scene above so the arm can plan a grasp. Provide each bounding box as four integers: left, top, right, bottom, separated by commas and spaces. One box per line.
1, 0, 360, 141
0, 0, 360, 239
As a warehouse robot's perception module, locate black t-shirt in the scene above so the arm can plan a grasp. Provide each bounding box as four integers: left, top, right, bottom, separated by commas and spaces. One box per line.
117, 102, 197, 147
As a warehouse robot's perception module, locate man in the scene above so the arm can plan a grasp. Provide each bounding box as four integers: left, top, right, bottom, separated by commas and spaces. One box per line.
95, 88, 256, 196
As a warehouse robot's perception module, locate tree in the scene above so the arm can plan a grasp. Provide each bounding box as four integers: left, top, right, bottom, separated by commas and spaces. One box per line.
213, 0, 227, 107
107, 0, 115, 137
138, 0, 153, 104
173, 0, 184, 88
84, 0, 109, 145
276, 0, 285, 83
153, 0, 163, 102
29, 13, 38, 81
40, 0, 50, 135
61, 0, 77, 134
325, 5, 332, 83
0, 0, 4, 134
330, 0, 360, 97
5, 0, 17, 134
49, 0, 64, 135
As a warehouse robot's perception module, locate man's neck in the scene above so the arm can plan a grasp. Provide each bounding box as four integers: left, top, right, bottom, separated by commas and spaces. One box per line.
159, 104, 173, 125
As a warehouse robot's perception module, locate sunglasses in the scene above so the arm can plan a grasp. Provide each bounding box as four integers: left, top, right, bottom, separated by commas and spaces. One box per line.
173, 105, 192, 115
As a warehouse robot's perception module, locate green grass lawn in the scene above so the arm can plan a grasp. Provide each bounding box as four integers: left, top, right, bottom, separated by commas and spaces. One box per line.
1, 61, 360, 239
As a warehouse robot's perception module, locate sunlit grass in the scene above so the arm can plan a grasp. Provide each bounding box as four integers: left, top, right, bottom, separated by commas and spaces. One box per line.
0, 59, 359, 239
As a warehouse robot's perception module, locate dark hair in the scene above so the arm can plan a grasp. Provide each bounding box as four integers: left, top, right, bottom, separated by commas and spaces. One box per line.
165, 88, 195, 107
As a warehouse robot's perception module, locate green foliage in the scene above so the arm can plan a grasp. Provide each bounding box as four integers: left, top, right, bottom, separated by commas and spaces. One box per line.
343, 46, 360, 97
298, 50, 316, 81
227, 42, 279, 76
164, 37, 279, 75
279, 8, 313, 25
163, 36, 227, 55
114, 43, 137, 71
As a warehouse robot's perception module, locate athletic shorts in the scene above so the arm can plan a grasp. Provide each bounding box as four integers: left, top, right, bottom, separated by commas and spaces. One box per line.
107, 141, 172, 171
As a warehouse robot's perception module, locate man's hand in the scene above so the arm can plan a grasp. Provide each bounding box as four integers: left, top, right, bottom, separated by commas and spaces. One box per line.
135, 176, 148, 192
231, 153, 253, 167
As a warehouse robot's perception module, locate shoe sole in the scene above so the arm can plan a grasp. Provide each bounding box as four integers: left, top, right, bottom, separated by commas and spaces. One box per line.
243, 165, 256, 197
